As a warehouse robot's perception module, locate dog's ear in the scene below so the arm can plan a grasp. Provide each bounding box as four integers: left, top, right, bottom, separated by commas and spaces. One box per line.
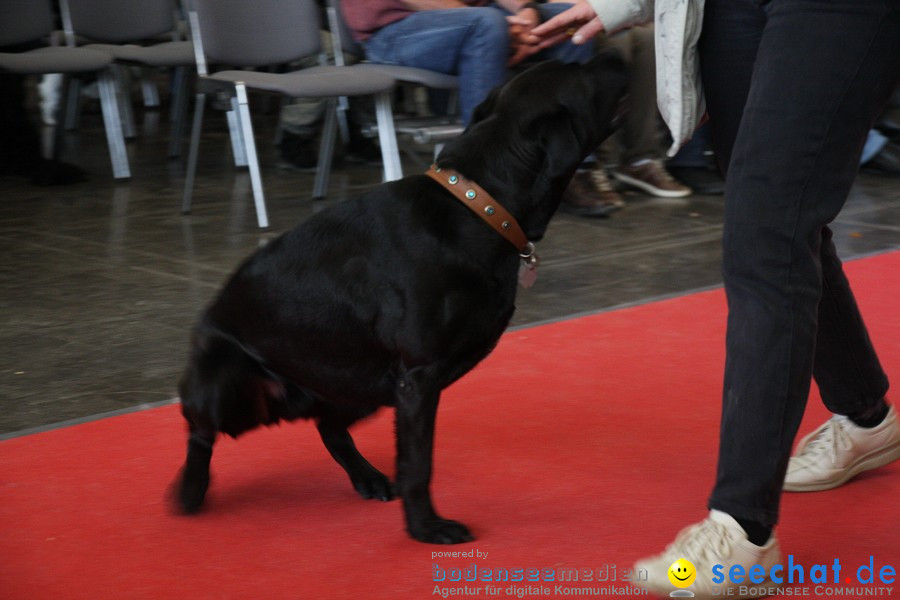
517, 110, 582, 240
538, 110, 583, 181
468, 85, 502, 127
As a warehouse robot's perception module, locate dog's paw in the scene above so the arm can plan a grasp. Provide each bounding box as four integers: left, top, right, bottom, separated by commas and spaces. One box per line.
178, 472, 209, 514
351, 471, 395, 502
409, 518, 474, 545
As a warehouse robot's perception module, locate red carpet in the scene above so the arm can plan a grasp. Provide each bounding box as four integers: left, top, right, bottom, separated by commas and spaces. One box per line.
2, 251, 899, 600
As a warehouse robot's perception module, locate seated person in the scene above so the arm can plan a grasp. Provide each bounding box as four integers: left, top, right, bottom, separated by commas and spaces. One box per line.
561, 24, 693, 218
340, 1, 593, 125
1, 48, 86, 186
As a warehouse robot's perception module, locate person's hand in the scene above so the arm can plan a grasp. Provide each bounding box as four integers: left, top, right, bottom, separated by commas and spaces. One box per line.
527, 0, 605, 48
506, 8, 542, 66
507, 6, 540, 30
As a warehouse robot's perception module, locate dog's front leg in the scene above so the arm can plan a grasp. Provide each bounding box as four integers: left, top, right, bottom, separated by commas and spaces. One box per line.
395, 368, 473, 544
316, 415, 395, 501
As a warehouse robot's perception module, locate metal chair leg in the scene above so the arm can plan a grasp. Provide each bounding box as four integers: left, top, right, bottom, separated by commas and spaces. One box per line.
50, 75, 71, 161
168, 66, 190, 158
227, 97, 248, 167
141, 71, 161, 108
64, 78, 81, 130
97, 70, 131, 179
182, 91, 206, 214
313, 98, 338, 200
373, 91, 402, 181
114, 65, 137, 139
234, 83, 269, 229
336, 96, 350, 145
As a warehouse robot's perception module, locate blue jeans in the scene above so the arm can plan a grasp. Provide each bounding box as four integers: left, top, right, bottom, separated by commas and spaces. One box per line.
362, 3, 593, 124
700, 0, 899, 526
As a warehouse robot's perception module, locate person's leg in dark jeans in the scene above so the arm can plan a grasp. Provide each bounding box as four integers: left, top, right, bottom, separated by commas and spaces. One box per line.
666, 123, 725, 195
0, 74, 43, 176
701, 0, 900, 553
1, 42, 86, 186
702, 0, 898, 530
635, 1, 899, 596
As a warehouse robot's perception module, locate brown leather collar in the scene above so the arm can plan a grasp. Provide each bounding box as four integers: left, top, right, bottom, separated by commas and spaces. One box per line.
426, 164, 533, 257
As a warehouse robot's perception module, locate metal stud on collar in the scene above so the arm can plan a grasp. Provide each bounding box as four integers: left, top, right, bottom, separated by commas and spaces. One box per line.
426, 164, 529, 255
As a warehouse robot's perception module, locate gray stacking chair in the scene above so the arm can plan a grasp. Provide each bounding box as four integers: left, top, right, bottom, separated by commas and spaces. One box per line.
181, 0, 401, 229
326, 0, 464, 158
0, 0, 129, 178
59, 0, 195, 158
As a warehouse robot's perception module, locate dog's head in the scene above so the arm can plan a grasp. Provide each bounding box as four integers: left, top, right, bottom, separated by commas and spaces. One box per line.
437, 52, 628, 241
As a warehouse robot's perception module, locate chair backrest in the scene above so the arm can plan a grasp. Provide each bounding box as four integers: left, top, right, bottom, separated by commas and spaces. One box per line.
64, 0, 180, 44
192, 0, 322, 68
0, 0, 54, 46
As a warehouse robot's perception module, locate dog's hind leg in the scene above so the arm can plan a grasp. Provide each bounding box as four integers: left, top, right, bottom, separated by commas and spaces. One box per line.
395, 367, 473, 544
179, 421, 215, 513
176, 325, 269, 513
316, 413, 395, 501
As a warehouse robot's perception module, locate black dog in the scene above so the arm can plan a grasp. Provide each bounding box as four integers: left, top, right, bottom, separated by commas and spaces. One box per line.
176, 54, 627, 544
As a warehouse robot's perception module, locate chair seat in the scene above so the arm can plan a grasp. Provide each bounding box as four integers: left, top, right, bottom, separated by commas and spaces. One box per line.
356, 63, 459, 89
207, 64, 395, 98
83, 41, 195, 67
0, 46, 113, 75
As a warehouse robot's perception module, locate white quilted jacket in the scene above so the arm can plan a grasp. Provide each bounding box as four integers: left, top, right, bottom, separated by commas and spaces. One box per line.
587, 0, 706, 155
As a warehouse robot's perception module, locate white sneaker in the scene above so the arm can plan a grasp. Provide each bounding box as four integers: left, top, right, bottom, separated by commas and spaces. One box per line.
784, 405, 900, 492
633, 510, 782, 600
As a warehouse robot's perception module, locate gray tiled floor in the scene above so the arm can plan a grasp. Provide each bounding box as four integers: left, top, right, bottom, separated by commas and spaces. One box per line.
2, 103, 898, 437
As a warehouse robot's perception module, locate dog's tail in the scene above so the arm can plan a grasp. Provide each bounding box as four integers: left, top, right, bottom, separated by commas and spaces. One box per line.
179, 322, 284, 437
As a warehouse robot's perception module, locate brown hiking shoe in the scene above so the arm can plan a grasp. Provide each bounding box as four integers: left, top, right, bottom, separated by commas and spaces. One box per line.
560, 170, 623, 218
589, 168, 625, 208
611, 159, 692, 198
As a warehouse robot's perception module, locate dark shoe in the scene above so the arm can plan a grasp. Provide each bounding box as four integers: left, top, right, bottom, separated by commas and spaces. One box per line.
0, 156, 86, 186
863, 140, 900, 176
667, 165, 725, 195
345, 125, 383, 166
589, 168, 625, 208
277, 128, 319, 172
560, 170, 622, 218
30, 159, 87, 186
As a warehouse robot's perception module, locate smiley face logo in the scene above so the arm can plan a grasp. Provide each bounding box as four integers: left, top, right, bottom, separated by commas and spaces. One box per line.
668, 558, 697, 588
